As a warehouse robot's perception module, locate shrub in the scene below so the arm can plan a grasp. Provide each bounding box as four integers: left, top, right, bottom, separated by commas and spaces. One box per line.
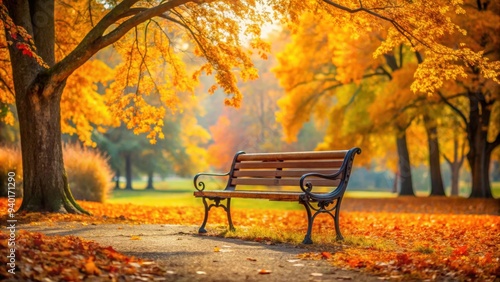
63, 143, 113, 203
0, 144, 112, 202
0, 146, 23, 197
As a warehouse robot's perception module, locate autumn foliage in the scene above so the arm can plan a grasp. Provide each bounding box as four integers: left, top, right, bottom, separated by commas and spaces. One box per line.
1, 197, 499, 281
0, 230, 163, 281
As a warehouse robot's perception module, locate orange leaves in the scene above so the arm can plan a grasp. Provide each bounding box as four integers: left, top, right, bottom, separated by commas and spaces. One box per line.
0, 229, 163, 281
329, 211, 500, 281
395, 253, 412, 267
321, 251, 332, 260
452, 245, 469, 257
1, 197, 499, 281
84, 257, 101, 275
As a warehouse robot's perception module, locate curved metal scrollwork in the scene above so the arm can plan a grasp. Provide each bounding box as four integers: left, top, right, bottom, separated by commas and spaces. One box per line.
193, 172, 230, 191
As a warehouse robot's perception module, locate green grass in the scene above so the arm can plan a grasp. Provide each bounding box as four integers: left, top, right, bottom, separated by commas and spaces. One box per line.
108, 178, 500, 208
108, 178, 402, 209
492, 181, 500, 197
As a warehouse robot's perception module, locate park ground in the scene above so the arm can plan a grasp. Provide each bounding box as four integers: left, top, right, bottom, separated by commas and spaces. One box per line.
1, 180, 499, 281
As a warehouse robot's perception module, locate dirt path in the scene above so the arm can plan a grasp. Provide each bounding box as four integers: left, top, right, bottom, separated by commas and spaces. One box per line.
21, 223, 382, 282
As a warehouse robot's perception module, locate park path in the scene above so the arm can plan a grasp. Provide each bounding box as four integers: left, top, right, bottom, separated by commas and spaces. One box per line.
21, 223, 382, 282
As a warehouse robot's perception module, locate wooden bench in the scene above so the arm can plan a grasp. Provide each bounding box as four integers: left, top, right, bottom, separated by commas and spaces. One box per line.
193, 147, 361, 244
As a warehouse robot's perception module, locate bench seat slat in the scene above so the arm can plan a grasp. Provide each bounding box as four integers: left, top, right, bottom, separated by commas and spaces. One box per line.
231, 178, 340, 186
194, 190, 305, 201
235, 160, 343, 169
233, 169, 338, 178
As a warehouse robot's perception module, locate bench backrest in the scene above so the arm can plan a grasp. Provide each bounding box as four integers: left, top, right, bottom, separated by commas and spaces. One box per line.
225, 148, 360, 194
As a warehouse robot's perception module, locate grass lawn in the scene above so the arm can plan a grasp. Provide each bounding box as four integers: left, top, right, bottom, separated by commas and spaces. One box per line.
108, 178, 500, 209
109, 177, 402, 209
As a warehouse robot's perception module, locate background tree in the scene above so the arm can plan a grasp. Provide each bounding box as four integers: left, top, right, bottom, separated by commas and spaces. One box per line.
433, 0, 500, 198
273, 1, 500, 197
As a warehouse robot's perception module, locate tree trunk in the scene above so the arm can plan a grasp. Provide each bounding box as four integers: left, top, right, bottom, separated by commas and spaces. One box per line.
467, 93, 493, 198
145, 170, 154, 190
396, 132, 415, 196
423, 114, 445, 196
443, 136, 465, 197
6, 0, 86, 213
124, 153, 133, 190
16, 81, 87, 213
392, 170, 398, 193
450, 163, 460, 196
114, 169, 121, 190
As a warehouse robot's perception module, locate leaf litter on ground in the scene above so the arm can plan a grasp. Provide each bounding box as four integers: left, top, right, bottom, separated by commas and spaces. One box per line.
0, 196, 499, 281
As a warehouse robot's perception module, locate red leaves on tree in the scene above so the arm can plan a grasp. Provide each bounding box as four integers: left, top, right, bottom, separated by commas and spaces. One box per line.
15, 43, 33, 57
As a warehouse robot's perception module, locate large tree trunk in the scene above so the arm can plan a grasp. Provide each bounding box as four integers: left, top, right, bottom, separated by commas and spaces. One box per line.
467, 93, 494, 198
423, 114, 445, 196
17, 81, 86, 213
6, 0, 86, 213
396, 132, 415, 196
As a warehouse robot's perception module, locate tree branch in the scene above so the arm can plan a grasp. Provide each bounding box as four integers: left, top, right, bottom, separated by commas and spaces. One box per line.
0, 75, 14, 95
437, 91, 469, 128
51, 0, 191, 84
321, 0, 432, 49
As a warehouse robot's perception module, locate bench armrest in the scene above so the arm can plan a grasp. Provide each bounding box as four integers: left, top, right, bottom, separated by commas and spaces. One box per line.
194, 172, 230, 191
299, 171, 344, 200
299, 147, 361, 200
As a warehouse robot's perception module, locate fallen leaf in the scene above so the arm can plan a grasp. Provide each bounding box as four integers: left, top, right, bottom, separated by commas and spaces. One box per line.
258, 269, 272, 274
214, 246, 220, 252
84, 257, 101, 275
335, 276, 352, 280
130, 235, 141, 240
321, 252, 332, 259
247, 258, 257, 261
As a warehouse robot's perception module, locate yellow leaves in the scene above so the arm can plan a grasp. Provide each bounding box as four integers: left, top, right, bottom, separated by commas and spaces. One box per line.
61, 59, 115, 147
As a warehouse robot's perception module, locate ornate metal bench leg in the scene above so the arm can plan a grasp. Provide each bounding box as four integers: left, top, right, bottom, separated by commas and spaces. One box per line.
198, 197, 210, 233
302, 201, 314, 244
226, 198, 235, 231
334, 199, 344, 241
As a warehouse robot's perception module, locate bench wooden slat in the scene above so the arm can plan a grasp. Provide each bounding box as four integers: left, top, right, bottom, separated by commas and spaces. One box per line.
233, 169, 338, 178
237, 150, 348, 161
235, 160, 344, 169
231, 178, 340, 187
194, 190, 304, 201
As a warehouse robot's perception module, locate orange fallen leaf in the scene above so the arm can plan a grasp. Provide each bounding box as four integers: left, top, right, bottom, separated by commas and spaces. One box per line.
84, 257, 101, 275
321, 252, 332, 259
258, 269, 272, 274
130, 235, 141, 240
